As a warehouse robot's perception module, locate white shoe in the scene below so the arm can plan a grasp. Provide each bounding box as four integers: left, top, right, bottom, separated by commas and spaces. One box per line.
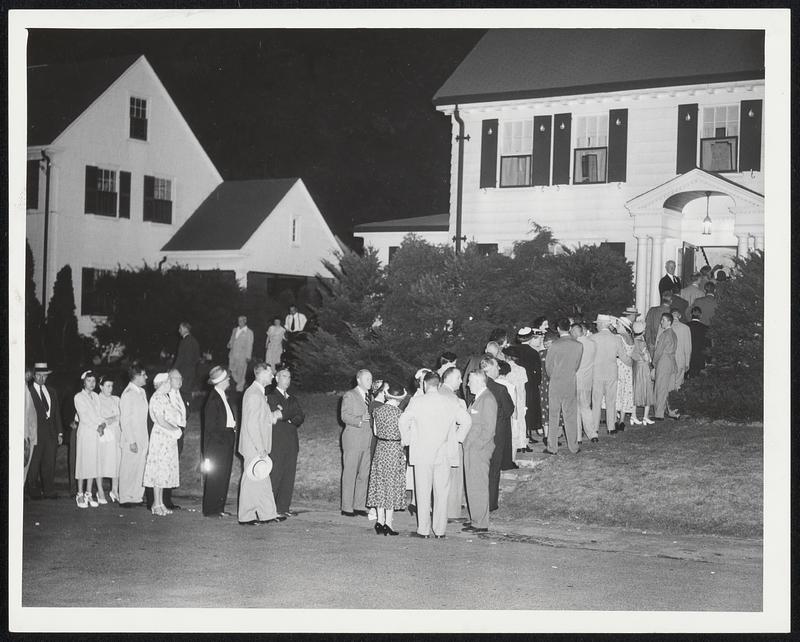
629, 416, 642, 425
109, 491, 119, 503
642, 417, 654, 425
86, 492, 99, 508
97, 495, 108, 505
76, 493, 88, 509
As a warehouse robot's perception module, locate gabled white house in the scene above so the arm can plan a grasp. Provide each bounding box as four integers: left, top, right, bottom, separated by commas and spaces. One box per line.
358, 29, 765, 314
26, 55, 339, 335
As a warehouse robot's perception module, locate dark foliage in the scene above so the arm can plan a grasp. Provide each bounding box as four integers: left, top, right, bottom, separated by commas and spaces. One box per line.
44, 265, 84, 368
25, 240, 45, 363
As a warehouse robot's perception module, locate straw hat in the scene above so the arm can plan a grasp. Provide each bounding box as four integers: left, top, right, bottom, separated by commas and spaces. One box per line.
208, 365, 230, 386
34, 362, 52, 374
153, 372, 169, 387
245, 456, 273, 481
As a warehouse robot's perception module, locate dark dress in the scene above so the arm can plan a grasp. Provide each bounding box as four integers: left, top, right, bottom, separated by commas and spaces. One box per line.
366, 404, 407, 510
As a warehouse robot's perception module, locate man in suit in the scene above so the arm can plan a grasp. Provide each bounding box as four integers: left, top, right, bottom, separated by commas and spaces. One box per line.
399, 371, 471, 538
653, 313, 679, 421
504, 327, 543, 443
227, 315, 254, 393
669, 285, 690, 320
118, 363, 149, 507
267, 364, 305, 518
680, 273, 705, 310
24, 369, 38, 484
201, 365, 238, 517
545, 318, 584, 454
340, 369, 373, 517
480, 355, 515, 512
687, 306, 710, 378
26, 362, 63, 499
440, 367, 471, 523
173, 322, 200, 411
569, 322, 598, 443
238, 362, 283, 525
670, 308, 692, 391
693, 281, 718, 326
645, 291, 673, 356
658, 260, 681, 295
590, 315, 631, 435
462, 371, 498, 534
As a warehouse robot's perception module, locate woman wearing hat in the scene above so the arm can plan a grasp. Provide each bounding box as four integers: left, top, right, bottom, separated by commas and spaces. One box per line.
74, 371, 106, 508
366, 382, 408, 535
143, 372, 182, 516
96, 375, 121, 502
630, 320, 655, 425
614, 317, 636, 431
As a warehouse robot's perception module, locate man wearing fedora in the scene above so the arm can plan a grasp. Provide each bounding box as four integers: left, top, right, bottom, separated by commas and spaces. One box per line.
590, 315, 631, 436
238, 362, 284, 525
267, 364, 305, 519
26, 362, 63, 499
201, 365, 238, 517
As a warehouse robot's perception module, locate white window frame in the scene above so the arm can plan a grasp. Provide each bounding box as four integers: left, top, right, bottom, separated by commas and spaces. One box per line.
573, 114, 609, 184
701, 103, 740, 139
128, 94, 150, 142
499, 119, 533, 187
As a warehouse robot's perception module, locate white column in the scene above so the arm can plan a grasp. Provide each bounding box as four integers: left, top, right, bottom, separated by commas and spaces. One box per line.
634, 236, 648, 316
754, 234, 764, 251
649, 237, 664, 310
736, 234, 750, 257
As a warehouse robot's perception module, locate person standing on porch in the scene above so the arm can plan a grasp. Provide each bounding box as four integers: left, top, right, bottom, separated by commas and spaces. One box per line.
284, 305, 307, 336
227, 315, 253, 393
658, 260, 682, 295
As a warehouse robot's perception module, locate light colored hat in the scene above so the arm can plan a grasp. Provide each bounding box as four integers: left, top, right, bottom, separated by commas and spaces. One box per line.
624, 306, 639, 316
617, 316, 633, 331
517, 327, 534, 340
595, 314, 614, 324
245, 456, 273, 481
414, 368, 432, 381
385, 387, 407, 400
34, 362, 52, 374
208, 365, 229, 385
153, 372, 169, 387
80, 369, 96, 381
632, 320, 646, 335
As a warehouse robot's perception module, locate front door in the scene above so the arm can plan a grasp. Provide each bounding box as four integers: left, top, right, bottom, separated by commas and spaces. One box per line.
680, 242, 697, 284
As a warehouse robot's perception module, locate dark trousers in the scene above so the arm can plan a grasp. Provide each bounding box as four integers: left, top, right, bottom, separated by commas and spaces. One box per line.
498, 418, 514, 470
525, 385, 542, 437
270, 424, 299, 513
26, 432, 57, 496
202, 430, 235, 515
488, 423, 507, 511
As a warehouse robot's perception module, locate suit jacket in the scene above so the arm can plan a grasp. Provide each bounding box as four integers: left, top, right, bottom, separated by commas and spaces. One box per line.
119, 382, 149, 448
227, 327, 254, 362
645, 304, 671, 352
659, 274, 682, 295
671, 320, 692, 373
575, 335, 596, 389
545, 335, 584, 389
680, 283, 705, 309
693, 295, 717, 326
202, 388, 236, 453
399, 389, 471, 466
439, 385, 471, 466
173, 334, 201, 389
654, 327, 678, 372
670, 294, 689, 320
464, 388, 497, 456
267, 388, 305, 432
486, 377, 514, 425
28, 383, 62, 440
341, 387, 371, 431
590, 328, 631, 380
239, 382, 273, 461
688, 320, 710, 371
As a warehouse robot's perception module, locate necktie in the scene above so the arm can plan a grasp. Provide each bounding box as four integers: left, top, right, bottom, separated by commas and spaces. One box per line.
38, 385, 49, 415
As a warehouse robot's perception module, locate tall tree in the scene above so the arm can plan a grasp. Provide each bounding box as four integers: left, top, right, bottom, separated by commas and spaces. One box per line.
25, 240, 45, 363
45, 265, 82, 368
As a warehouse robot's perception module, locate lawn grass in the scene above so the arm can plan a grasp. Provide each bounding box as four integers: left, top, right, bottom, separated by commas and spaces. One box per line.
53, 391, 762, 537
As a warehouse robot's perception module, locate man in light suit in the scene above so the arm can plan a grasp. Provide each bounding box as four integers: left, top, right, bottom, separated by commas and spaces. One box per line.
670, 308, 692, 391
645, 292, 673, 356
227, 315, 254, 393
693, 281, 718, 327
590, 315, 632, 435
340, 369, 373, 517
400, 371, 471, 538
26, 362, 63, 499
440, 367, 472, 523
569, 322, 598, 443
462, 371, 498, 533
118, 363, 149, 507
238, 362, 283, 525
545, 318, 584, 454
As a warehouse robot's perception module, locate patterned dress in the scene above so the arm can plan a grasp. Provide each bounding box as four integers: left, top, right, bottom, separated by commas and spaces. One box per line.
142, 389, 180, 489
615, 337, 635, 414
366, 404, 407, 510
632, 336, 655, 406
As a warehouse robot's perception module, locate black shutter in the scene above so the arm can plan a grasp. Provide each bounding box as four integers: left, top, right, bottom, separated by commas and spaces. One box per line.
27, 160, 40, 210
479, 119, 498, 188
532, 115, 552, 186
143, 175, 154, 221
739, 99, 762, 172
676, 104, 698, 174
84, 165, 98, 214
552, 113, 571, 185
608, 108, 628, 182
119, 171, 131, 218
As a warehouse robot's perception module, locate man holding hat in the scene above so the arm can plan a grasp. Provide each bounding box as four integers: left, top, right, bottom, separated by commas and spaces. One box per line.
26, 362, 63, 499
238, 362, 283, 525
202, 365, 238, 517
267, 363, 305, 518
590, 315, 631, 435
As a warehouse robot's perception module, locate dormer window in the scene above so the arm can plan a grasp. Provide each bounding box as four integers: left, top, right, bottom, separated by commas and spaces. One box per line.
130, 96, 148, 141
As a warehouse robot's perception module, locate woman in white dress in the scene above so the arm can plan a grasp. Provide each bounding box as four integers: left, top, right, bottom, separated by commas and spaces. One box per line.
265, 317, 287, 369
96, 375, 121, 503
143, 372, 183, 516
74, 371, 106, 508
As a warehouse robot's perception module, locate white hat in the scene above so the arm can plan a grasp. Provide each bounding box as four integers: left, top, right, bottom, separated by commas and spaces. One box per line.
516, 327, 534, 341
245, 456, 273, 481
595, 314, 614, 324
414, 368, 432, 381
208, 365, 230, 386
153, 372, 169, 387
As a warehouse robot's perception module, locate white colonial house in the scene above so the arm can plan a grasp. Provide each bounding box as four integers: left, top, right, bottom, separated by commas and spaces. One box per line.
357, 29, 765, 314
26, 55, 339, 334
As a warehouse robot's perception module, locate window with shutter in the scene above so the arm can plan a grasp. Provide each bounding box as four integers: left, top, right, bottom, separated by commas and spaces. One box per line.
739, 99, 762, 172
119, 171, 131, 218
699, 104, 739, 172
573, 114, 608, 184
143, 175, 173, 224
85, 166, 117, 216
27, 160, 40, 210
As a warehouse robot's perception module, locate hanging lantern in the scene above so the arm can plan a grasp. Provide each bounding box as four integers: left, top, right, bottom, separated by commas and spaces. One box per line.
702, 191, 712, 236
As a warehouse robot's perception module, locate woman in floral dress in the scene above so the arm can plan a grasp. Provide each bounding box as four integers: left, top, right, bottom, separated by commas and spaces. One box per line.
614, 317, 636, 429
630, 320, 655, 425
143, 373, 182, 516
366, 382, 408, 536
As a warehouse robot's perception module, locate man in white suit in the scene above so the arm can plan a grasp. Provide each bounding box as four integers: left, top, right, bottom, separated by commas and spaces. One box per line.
227, 315, 254, 392
670, 308, 692, 391
400, 370, 471, 538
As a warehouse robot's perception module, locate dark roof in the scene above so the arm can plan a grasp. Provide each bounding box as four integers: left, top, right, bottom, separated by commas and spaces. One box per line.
28, 55, 140, 146
162, 178, 299, 252
433, 29, 764, 105
353, 213, 450, 233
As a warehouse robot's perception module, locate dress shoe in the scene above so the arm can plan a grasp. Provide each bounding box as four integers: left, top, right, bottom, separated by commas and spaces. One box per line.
283, 509, 298, 517
353, 509, 369, 517
462, 524, 478, 532
384, 526, 399, 536
164, 503, 182, 511
591, 437, 599, 443
542, 449, 557, 455
374, 522, 386, 535
411, 532, 430, 539
472, 527, 489, 533
260, 517, 284, 524
341, 510, 355, 517
434, 534, 446, 539
408, 504, 417, 516
666, 412, 680, 420
617, 422, 625, 432
218, 511, 233, 518
653, 417, 664, 422
508, 463, 519, 469
274, 514, 288, 522
239, 520, 260, 526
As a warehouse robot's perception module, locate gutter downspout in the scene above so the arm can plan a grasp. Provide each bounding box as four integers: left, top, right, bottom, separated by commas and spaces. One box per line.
40, 150, 52, 315
452, 106, 469, 254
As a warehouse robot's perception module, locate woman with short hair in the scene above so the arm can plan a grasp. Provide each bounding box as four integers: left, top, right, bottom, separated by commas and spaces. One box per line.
265, 317, 287, 370
74, 371, 105, 508
143, 372, 182, 516
96, 375, 121, 502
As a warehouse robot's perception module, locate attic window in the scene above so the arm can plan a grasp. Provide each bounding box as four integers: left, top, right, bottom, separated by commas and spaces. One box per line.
130, 97, 148, 141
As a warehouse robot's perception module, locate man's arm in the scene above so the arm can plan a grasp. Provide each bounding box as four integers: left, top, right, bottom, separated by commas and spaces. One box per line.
286, 396, 305, 426
340, 391, 365, 428
453, 400, 472, 442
